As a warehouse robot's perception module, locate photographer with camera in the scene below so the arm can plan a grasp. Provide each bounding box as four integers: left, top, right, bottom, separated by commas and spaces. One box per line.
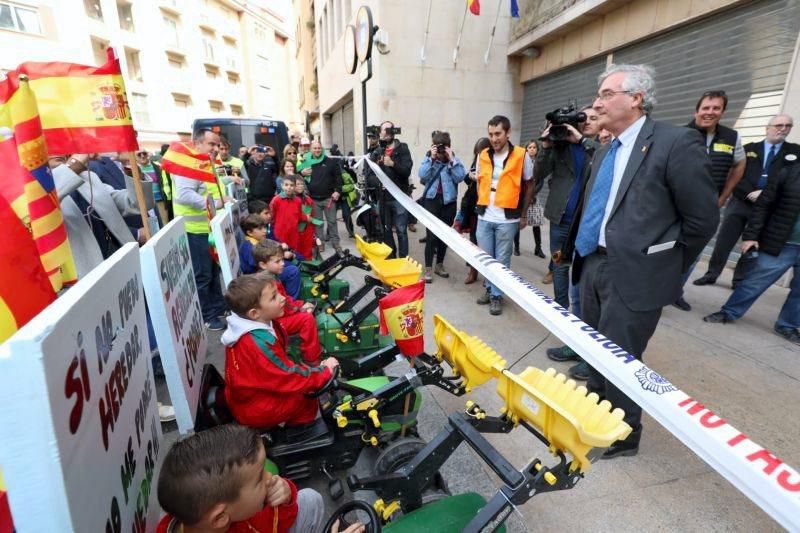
418, 131, 466, 282
536, 104, 600, 310
368, 121, 414, 258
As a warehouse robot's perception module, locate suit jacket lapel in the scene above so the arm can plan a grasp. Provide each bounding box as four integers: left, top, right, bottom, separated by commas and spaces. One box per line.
609, 118, 655, 219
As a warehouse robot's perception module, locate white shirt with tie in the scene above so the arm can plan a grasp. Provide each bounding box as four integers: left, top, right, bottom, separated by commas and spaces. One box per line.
598, 115, 647, 247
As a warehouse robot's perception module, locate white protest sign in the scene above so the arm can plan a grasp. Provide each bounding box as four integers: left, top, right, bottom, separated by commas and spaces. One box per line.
0, 243, 163, 533
363, 157, 800, 530
210, 208, 240, 288
140, 217, 208, 434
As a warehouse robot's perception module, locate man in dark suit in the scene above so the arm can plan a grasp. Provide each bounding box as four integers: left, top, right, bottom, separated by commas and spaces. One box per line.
694, 115, 799, 287
562, 64, 719, 458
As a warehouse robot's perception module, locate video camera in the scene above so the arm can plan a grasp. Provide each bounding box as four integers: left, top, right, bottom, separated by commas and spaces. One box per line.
543, 101, 586, 143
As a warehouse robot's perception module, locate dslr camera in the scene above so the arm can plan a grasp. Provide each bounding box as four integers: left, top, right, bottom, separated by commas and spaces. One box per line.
366, 124, 402, 148
543, 102, 586, 143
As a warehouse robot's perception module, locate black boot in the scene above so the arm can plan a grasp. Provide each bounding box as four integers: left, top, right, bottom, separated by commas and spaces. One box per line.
602, 424, 641, 459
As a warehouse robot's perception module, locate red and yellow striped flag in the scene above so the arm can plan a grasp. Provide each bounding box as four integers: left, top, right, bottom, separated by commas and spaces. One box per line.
161, 141, 218, 183
6, 48, 138, 155
0, 77, 76, 306
468, 0, 481, 15
378, 281, 425, 357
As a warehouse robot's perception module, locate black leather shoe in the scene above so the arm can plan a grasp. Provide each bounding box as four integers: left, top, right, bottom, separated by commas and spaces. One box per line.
703, 311, 733, 324
672, 297, 691, 311
774, 326, 800, 345
602, 425, 641, 460
693, 273, 717, 286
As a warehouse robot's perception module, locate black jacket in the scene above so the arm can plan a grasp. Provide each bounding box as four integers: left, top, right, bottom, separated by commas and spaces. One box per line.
562, 118, 718, 311
370, 141, 413, 194
246, 156, 279, 202
306, 156, 342, 200
686, 120, 739, 194
734, 140, 800, 203
742, 162, 800, 256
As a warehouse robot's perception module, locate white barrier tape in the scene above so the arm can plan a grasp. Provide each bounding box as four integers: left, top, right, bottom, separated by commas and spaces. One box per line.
359, 156, 800, 529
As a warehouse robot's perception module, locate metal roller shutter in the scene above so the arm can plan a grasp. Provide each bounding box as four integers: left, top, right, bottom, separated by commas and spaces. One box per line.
342, 100, 355, 155
614, 0, 800, 138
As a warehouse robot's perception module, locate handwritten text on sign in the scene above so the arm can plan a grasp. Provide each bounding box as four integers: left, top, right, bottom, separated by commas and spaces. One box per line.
141, 217, 208, 433
0, 243, 163, 532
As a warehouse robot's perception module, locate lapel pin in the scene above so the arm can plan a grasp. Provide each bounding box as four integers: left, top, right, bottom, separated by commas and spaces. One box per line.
641, 146, 647, 153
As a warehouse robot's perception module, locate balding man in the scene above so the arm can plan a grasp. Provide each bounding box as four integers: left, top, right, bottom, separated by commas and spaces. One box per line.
302, 140, 343, 253
695, 115, 799, 287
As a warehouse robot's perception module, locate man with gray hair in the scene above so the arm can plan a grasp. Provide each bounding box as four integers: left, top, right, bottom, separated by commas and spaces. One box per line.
560, 64, 719, 458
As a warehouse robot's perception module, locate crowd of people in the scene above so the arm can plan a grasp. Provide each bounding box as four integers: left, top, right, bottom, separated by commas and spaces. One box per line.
45, 61, 798, 532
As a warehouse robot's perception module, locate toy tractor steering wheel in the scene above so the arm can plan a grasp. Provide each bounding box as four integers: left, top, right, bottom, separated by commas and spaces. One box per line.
308, 365, 340, 398
322, 499, 381, 533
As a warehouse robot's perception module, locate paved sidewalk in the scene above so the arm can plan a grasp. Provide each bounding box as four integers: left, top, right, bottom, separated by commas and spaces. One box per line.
158, 223, 796, 531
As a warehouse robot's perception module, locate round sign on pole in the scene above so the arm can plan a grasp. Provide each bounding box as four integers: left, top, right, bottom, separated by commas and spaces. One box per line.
355, 5, 374, 63
344, 24, 358, 74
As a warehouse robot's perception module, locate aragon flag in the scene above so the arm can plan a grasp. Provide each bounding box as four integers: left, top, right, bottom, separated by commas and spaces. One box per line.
161, 141, 218, 184
468, 0, 480, 15
6, 48, 138, 155
0, 77, 77, 299
378, 280, 425, 357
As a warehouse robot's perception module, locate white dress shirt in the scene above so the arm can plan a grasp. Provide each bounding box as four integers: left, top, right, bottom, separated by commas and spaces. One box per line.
598, 115, 647, 247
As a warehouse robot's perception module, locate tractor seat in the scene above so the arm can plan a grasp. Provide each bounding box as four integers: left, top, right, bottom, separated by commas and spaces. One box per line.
267, 417, 335, 457
383, 492, 505, 533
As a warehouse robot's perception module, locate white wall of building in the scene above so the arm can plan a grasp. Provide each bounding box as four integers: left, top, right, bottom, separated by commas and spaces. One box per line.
314, 0, 521, 180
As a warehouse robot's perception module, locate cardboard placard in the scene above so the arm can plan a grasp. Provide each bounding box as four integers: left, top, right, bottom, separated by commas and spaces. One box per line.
0, 243, 162, 532
210, 208, 240, 288
140, 217, 208, 433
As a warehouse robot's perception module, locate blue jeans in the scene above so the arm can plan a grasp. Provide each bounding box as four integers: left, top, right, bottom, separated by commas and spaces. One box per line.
570, 282, 582, 318
187, 232, 227, 322
280, 261, 302, 300
549, 222, 571, 309
381, 198, 409, 258
722, 244, 799, 330
476, 219, 517, 297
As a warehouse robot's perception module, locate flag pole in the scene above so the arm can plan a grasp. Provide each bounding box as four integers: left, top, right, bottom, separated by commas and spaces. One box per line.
128, 156, 152, 241
452, 2, 469, 66
208, 157, 226, 201
484, 0, 503, 65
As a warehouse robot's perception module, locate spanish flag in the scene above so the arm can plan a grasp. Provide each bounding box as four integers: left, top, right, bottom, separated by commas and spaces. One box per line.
6, 48, 138, 155
0, 469, 13, 533
378, 280, 425, 357
0, 77, 76, 299
468, 0, 480, 15
161, 141, 218, 184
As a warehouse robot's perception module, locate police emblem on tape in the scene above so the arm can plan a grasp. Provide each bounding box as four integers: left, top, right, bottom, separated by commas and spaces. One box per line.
635, 366, 676, 394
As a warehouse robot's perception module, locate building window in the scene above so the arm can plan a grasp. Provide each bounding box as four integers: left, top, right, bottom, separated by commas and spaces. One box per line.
209, 100, 223, 113
84, 0, 103, 20
230, 104, 243, 116
173, 95, 190, 107
205, 67, 218, 80
130, 92, 150, 125
227, 73, 239, 86
117, 1, 134, 31
125, 48, 142, 81
202, 29, 215, 63
0, 2, 41, 34
224, 38, 238, 70
91, 38, 108, 67
163, 15, 179, 48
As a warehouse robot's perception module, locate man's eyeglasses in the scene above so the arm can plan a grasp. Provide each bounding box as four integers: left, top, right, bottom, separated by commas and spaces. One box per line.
595, 90, 633, 101
769, 123, 794, 129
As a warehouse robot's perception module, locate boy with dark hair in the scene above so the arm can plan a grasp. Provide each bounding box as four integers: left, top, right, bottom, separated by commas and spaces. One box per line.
253, 241, 323, 365
238, 214, 268, 274
270, 175, 304, 253
156, 423, 324, 532
222, 272, 338, 428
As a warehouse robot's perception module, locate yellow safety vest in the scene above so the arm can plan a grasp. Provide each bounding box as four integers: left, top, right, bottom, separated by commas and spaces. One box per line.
173, 179, 216, 234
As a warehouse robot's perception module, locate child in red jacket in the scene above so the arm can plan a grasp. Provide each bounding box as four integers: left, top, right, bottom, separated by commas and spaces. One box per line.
269, 175, 304, 253
156, 424, 325, 533
221, 272, 338, 428
253, 240, 323, 365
